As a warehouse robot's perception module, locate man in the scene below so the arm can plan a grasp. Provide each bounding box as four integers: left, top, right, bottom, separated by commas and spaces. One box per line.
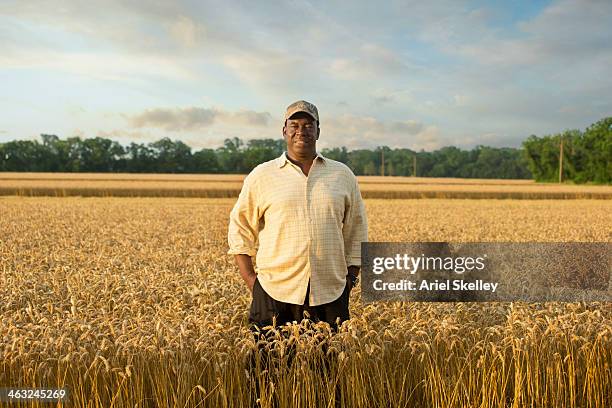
228, 100, 368, 333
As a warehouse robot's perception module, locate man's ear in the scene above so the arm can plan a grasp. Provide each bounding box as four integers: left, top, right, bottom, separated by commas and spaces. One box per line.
316, 127, 320, 140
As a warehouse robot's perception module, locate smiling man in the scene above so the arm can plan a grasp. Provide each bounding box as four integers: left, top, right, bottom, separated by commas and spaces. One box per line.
228, 100, 368, 333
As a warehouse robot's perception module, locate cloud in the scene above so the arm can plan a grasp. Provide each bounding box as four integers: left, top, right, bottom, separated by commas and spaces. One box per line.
402, 0, 612, 142
369, 88, 416, 107
372, 96, 394, 106
96, 129, 154, 141
320, 114, 440, 150
0, 48, 197, 82
388, 120, 424, 134
516, 0, 611, 58
453, 94, 468, 107
227, 110, 273, 127
63, 128, 153, 141
128, 108, 215, 131
221, 52, 311, 90
0, 2, 238, 85
126, 106, 272, 131
167, 15, 206, 49
0, 1, 344, 95
122, 109, 441, 151
0, 1, 205, 54
328, 43, 420, 81
433, 0, 612, 70
1, 1, 610, 151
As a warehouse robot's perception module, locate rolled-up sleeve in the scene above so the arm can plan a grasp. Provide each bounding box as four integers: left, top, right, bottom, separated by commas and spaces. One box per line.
227, 174, 261, 256
343, 177, 368, 266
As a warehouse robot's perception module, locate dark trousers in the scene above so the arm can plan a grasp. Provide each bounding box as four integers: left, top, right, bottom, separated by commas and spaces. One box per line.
248, 277, 351, 333
247, 278, 351, 407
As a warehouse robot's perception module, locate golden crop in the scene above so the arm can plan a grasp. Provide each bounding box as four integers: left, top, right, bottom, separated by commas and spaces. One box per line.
1, 196, 611, 407
1, 173, 611, 199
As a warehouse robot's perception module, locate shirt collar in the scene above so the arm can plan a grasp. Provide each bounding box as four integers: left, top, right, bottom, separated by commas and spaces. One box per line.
277, 151, 326, 168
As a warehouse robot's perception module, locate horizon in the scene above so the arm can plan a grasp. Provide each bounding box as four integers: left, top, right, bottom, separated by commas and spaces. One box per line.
1, 0, 610, 152
2, 133, 539, 153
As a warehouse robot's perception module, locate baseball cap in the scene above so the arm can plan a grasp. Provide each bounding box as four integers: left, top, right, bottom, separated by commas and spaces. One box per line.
284, 100, 319, 123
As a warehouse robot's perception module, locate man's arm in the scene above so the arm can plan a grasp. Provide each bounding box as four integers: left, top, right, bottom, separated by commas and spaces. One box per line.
228, 173, 261, 291
343, 176, 368, 282
235, 254, 257, 292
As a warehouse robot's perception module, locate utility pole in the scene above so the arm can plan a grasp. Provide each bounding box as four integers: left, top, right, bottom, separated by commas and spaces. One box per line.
413, 154, 417, 177
559, 136, 564, 183
381, 149, 385, 176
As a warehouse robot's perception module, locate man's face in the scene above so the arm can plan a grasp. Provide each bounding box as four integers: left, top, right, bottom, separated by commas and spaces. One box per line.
282, 112, 319, 158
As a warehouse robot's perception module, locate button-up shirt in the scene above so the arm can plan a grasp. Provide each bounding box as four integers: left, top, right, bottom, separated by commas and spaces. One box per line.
228, 152, 368, 306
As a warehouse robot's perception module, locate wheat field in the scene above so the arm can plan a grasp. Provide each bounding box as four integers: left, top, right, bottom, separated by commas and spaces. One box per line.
1, 173, 611, 199
1, 195, 611, 407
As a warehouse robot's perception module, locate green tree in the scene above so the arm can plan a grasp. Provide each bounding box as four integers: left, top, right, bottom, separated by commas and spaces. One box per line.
243, 139, 284, 170
149, 138, 193, 173
577, 117, 611, 183
217, 137, 246, 173
386, 149, 417, 176
0, 140, 48, 171
192, 148, 220, 173
126, 143, 155, 173
321, 147, 349, 163
347, 149, 378, 175
523, 134, 560, 182
79, 137, 125, 172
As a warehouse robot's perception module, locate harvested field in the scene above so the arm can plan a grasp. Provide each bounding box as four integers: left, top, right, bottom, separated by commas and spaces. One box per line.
0, 173, 535, 182
1, 173, 610, 199
1, 197, 611, 407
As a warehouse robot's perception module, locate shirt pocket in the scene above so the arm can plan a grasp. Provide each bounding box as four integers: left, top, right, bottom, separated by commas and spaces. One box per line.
316, 187, 347, 222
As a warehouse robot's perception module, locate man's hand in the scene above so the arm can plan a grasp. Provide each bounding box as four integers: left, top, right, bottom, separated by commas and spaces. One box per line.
234, 254, 258, 293
347, 265, 360, 289
246, 273, 257, 292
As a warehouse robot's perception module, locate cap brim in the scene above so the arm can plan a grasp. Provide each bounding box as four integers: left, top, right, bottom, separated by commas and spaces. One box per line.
287, 110, 317, 121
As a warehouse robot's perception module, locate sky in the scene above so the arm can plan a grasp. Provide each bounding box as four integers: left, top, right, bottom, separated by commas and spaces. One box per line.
1, 0, 610, 151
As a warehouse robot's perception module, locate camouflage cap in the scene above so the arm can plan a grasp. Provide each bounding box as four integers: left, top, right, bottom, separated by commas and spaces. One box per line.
284, 100, 319, 123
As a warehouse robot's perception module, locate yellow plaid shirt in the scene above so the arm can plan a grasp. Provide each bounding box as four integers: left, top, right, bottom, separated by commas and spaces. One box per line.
228, 152, 368, 306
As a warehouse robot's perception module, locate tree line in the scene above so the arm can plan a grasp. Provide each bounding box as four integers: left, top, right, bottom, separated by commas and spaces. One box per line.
0, 134, 530, 179
0, 116, 609, 182
522, 117, 611, 183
